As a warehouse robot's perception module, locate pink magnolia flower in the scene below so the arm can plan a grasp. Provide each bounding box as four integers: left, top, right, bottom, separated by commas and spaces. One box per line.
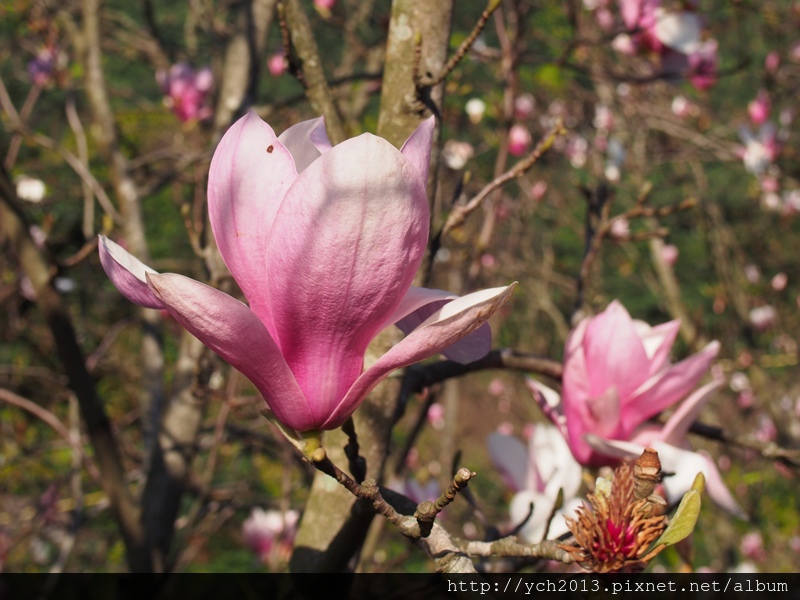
748, 90, 771, 126
488, 425, 583, 542
526, 300, 720, 467
314, 0, 335, 10
99, 113, 513, 433
242, 508, 298, 567
583, 379, 746, 517
686, 39, 718, 90
514, 94, 536, 120
156, 63, 214, 123
508, 124, 532, 156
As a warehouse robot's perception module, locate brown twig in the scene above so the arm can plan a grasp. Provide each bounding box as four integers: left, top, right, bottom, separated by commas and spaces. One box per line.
417, 0, 502, 88
440, 119, 566, 238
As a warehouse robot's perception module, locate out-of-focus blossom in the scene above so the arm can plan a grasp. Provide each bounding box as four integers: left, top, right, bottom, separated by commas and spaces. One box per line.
27, 46, 66, 87
740, 532, 767, 562
596, 7, 615, 30
610, 217, 630, 239
604, 137, 626, 182
488, 378, 506, 396
514, 93, 536, 120
531, 180, 548, 201
565, 135, 588, 168
749, 305, 777, 331
267, 52, 286, 77
156, 63, 215, 123
242, 508, 299, 568
508, 124, 532, 156
737, 123, 780, 175
686, 39, 719, 91
653, 10, 702, 54
762, 192, 782, 212
527, 299, 720, 466
744, 264, 761, 284
612, 33, 638, 55
465, 98, 486, 124
313, 0, 336, 13
765, 51, 780, 73
780, 107, 794, 127
755, 414, 777, 443
15, 175, 46, 203
488, 425, 583, 542
594, 104, 614, 131
481, 253, 496, 268
660, 244, 679, 266
760, 175, 780, 194
790, 41, 800, 63
771, 272, 788, 291
442, 140, 474, 170
783, 190, 800, 214
671, 95, 697, 119
748, 90, 771, 126
729, 371, 750, 393
99, 113, 513, 434
427, 402, 446, 431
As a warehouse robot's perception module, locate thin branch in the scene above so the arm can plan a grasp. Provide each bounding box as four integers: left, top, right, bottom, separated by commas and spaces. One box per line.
440, 119, 566, 238
0, 387, 101, 482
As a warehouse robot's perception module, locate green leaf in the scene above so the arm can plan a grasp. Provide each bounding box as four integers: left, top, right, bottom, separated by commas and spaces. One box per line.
654, 472, 705, 547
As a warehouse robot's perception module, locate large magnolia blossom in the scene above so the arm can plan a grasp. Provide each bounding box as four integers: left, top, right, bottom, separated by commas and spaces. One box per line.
100, 112, 513, 433
488, 425, 583, 543
527, 301, 742, 515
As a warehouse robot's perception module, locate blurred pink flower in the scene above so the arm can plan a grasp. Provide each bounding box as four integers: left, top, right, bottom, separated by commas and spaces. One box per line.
737, 122, 780, 175
442, 140, 474, 170
527, 300, 720, 467
744, 264, 761, 284
594, 104, 614, 131
508, 124, 532, 156
740, 531, 766, 562
267, 52, 286, 77
686, 39, 719, 90
764, 51, 780, 73
488, 425, 583, 542
671, 95, 697, 119
748, 305, 777, 331
27, 45, 65, 87
771, 272, 788, 291
156, 63, 214, 122
661, 243, 679, 266
314, 0, 336, 10
610, 217, 630, 239
514, 93, 536, 120
488, 378, 506, 396
427, 402, 446, 431
748, 90, 771, 126
242, 508, 299, 567
99, 113, 513, 433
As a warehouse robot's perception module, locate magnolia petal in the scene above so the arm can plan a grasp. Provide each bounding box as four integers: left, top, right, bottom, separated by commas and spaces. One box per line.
278, 117, 332, 174
265, 132, 430, 423
635, 318, 681, 376
532, 425, 584, 499
208, 111, 297, 325
391, 287, 492, 364
653, 443, 747, 518
487, 432, 531, 493
98, 235, 164, 309
399, 116, 435, 182
582, 300, 650, 401
145, 272, 313, 431
323, 284, 515, 429
654, 10, 701, 54
624, 340, 721, 432
524, 379, 568, 440
659, 379, 722, 445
